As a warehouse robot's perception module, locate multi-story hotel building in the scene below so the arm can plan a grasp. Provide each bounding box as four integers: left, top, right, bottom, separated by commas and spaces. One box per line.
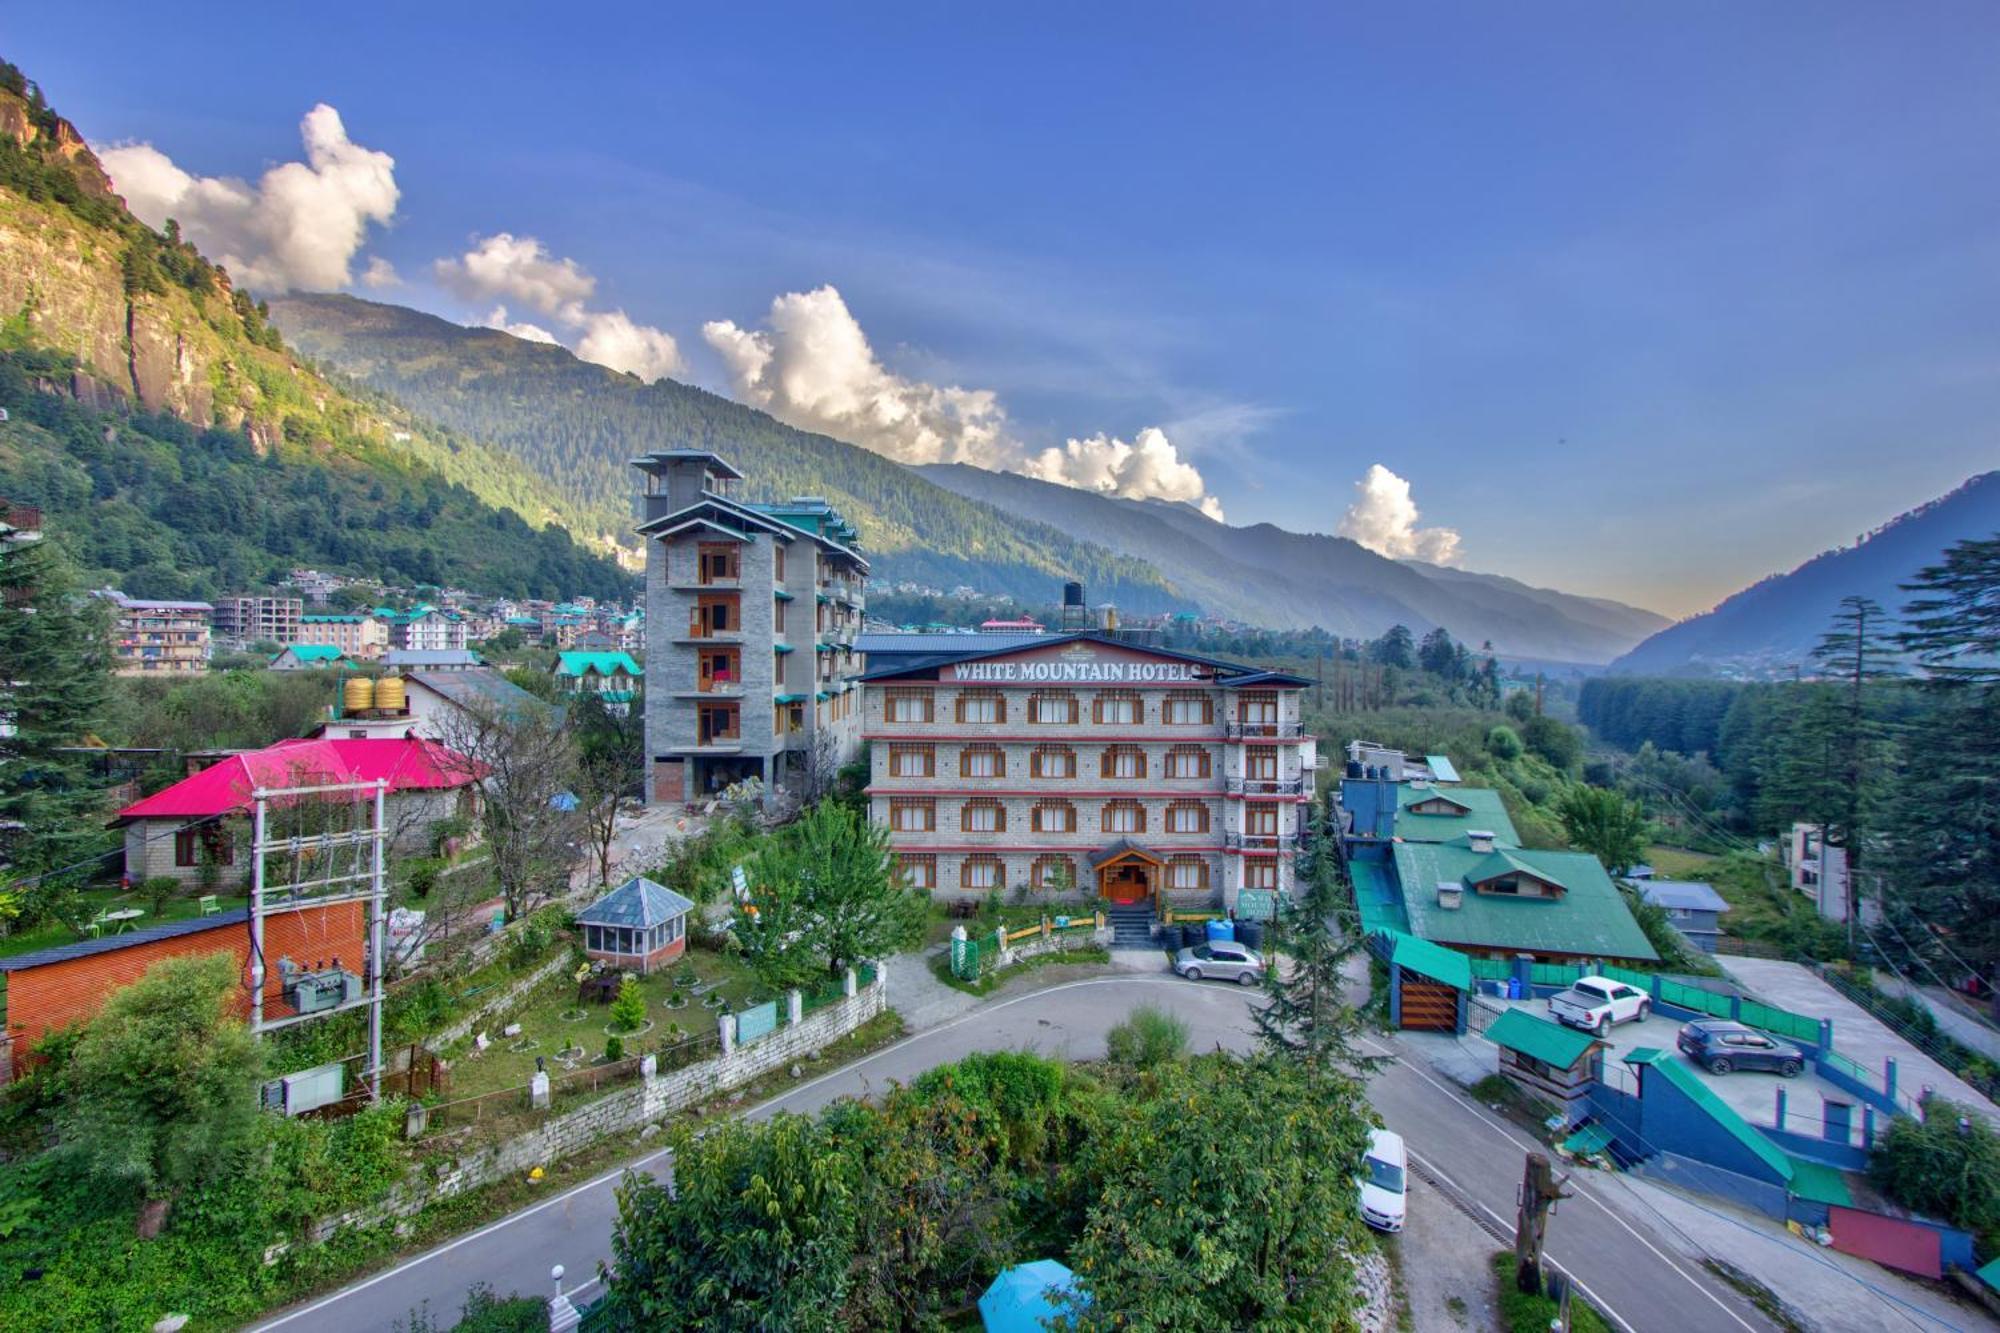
296, 612, 390, 660
212, 595, 303, 645
634, 450, 868, 803
101, 591, 213, 675
862, 633, 1315, 915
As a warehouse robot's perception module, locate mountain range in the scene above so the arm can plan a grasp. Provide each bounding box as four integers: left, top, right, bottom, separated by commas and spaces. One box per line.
269, 294, 1672, 661
1611, 470, 2000, 675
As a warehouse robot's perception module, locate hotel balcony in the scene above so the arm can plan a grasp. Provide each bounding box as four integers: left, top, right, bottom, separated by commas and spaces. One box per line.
1222, 721, 1307, 741
675, 622, 744, 644
1225, 777, 1306, 798
670, 575, 741, 592
1223, 831, 1297, 852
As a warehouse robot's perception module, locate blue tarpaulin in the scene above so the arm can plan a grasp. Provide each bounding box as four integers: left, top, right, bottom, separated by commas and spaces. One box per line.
979, 1259, 1084, 1330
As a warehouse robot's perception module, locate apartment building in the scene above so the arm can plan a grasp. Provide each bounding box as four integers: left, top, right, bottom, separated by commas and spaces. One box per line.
374, 605, 471, 653
100, 591, 213, 675
212, 595, 303, 645
633, 450, 868, 804
296, 613, 390, 660
862, 633, 1316, 915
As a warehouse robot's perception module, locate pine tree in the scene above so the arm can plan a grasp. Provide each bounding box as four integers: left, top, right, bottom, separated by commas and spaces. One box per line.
1808, 595, 1901, 928
1899, 536, 2000, 685
0, 532, 113, 873
1252, 812, 1380, 1085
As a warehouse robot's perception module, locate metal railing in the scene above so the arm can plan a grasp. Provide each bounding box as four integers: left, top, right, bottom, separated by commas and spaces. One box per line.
1222, 721, 1305, 740
1225, 777, 1305, 797
1223, 831, 1297, 852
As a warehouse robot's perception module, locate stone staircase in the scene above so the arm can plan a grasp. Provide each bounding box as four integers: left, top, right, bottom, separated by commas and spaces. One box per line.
1105, 904, 1161, 952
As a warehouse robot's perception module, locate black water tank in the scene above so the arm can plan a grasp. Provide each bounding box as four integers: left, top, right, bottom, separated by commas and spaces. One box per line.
1346, 759, 1363, 779
1063, 580, 1085, 607
1237, 920, 1265, 951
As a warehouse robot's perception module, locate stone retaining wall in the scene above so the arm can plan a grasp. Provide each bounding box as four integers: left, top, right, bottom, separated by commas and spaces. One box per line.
431, 953, 570, 1047
299, 968, 887, 1249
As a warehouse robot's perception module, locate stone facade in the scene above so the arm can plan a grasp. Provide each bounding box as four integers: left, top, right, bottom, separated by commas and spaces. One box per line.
863, 639, 1316, 915
636, 453, 866, 804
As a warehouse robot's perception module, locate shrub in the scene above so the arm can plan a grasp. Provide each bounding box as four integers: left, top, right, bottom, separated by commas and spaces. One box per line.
1486, 725, 1523, 761
1868, 1099, 2000, 1249
138, 877, 180, 917
609, 975, 646, 1033
1105, 1005, 1189, 1069
404, 857, 444, 900
605, 1034, 625, 1063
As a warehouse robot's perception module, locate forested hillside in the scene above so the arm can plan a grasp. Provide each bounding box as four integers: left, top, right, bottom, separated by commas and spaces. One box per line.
0, 63, 631, 600
915, 462, 1668, 661
267, 293, 1183, 610
1611, 470, 2000, 675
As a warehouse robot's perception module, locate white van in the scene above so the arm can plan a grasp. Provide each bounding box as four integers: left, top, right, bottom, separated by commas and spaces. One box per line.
1359, 1127, 1408, 1232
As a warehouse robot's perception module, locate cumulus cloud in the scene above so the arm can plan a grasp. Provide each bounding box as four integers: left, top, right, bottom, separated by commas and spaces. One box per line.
360, 256, 401, 288
480, 305, 559, 345
703, 285, 1224, 515
99, 104, 397, 292
1026, 428, 1224, 520
704, 286, 1012, 468
436, 233, 682, 381
1336, 464, 1462, 564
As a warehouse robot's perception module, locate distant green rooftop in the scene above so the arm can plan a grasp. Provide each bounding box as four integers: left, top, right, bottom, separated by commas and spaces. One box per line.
1349, 859, 1410, 936
1392, 839, 1658, 962
556, 650, 642, 679
1392, 783, 1520, 846
1387, 930, 1471, 991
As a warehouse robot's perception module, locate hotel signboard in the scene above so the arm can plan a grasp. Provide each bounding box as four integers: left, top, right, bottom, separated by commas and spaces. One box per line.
948, 656, 1202, 684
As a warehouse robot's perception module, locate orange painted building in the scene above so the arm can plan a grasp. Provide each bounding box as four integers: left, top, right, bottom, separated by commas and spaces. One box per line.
0, 900, 366, 1055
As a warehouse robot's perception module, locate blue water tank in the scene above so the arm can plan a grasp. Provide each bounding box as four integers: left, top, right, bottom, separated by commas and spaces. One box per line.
1206, 918, 1236, 944
1506, 977, 1524, 1000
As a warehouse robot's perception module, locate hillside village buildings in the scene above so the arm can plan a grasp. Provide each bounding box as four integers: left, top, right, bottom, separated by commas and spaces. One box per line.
634, 450, 867, 802
212, 595, 303, 646
296, 613, 389, 659
862, 633, 1316, 914
99, 591, 213, 675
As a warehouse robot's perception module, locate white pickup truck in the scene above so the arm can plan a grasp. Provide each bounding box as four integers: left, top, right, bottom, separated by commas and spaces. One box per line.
1547, 976, 1651, 1033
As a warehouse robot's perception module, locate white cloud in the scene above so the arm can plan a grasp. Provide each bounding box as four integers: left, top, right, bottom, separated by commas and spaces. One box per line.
481, 305, 559, 345
434, 233, 594, 324
1336, 464, 1462, 565
575, 309, 683, 383
1026, 428, 1224, 520
703, 285, 1224, 515
360, 256, 400, 289
99, 104, 398, 293
437, 234, 682, 381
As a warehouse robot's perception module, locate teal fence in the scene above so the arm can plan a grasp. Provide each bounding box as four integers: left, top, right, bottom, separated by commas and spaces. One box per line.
949, 937, 989, 981
1599, 964, 1655, 990
1660, 978, 1734, 1018
856, 962, 878, 989
1469, 958, 1512, 981
800, 974, 847, 1016
1739, 999, 1820, 1043
1532, 963, 1583, 988
735, 999, 779, 1045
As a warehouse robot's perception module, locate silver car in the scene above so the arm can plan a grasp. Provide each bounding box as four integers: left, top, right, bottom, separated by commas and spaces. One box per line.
1174, 941, 1264, 985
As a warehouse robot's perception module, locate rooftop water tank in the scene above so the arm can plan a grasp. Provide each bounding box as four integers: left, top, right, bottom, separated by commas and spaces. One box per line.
375, 676, 407, 714
343, 675, 375, 715
1063, 580, 1085, 607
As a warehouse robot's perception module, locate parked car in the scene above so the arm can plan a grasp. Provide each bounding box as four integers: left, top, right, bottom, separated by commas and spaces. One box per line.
1173, 940, 1264, 985
1358, 1128, 1408, 1232
1547, 976, 1652, 1033
1676, 1020, 1805, 1077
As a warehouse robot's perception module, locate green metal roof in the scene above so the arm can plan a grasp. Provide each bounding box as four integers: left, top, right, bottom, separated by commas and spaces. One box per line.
556, 651, 641, 679
1563, 1123, 1614, 1157
773, 643, 796, 654
1785, 1158, 1851, 1207
1392, 840, 1658, 962
1976, 1255, 2000, 1294
1624, 1048, 1794, 1183
277, 644, 347, 663
1487, 1008, 1599, 1069
1387, 930, 1471, 991
1349, 859, 1410, 936
1425, 754, 1462, 783
1393, 784, 1521, 845
1463, 848, 1573, 893
773, 589, 796, 601
773, 693, 807, 704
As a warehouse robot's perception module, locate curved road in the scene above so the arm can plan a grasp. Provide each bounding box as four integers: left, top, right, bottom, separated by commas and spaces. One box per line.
253, 977, 1772, 1333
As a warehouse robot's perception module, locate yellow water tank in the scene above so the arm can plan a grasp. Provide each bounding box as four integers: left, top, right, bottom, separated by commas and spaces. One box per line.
375, 676, 407, 715
343, 675, 376, 716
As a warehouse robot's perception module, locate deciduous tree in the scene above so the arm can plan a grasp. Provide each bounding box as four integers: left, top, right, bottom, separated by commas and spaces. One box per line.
1555, 785, 1649, 874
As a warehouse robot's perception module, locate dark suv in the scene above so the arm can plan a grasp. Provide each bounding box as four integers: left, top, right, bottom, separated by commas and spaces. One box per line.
1676, 1020, 1804, 1077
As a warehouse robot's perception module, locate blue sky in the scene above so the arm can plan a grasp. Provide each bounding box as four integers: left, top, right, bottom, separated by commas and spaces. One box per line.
12, 3, 2000, 616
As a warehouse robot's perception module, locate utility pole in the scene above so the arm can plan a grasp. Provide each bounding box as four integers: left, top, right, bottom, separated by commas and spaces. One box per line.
1514, 1151, 1572, 1295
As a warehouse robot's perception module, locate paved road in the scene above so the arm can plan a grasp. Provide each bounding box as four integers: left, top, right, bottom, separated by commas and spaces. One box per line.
253, 977, 1773, 1333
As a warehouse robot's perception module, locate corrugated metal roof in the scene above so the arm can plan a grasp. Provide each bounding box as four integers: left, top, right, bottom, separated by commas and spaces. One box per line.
556, 651, 641, 678
118, 737, 477, 819
1393, 784, 1522, 846
1424, 754, 1462, 783
1393, 840, 1658, 961
0, 908, 249, 972
1637, 880, 1729, 913
1387, 930, 1472, 991
1487, 1007, 1598, 1069
383, 649, 484, 668
575, 876, 695, 928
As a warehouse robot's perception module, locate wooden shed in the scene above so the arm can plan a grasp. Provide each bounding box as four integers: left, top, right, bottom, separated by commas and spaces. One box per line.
1486, 1008, 1604, 1122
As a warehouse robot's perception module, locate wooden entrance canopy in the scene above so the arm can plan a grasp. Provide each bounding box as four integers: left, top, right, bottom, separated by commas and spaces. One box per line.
1089, 840, 1161, 905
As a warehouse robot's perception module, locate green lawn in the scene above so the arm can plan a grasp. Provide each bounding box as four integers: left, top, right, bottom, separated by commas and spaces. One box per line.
1644, 844, 1724, 881
0, 885, 251, 961
441, 945, 769, 1101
